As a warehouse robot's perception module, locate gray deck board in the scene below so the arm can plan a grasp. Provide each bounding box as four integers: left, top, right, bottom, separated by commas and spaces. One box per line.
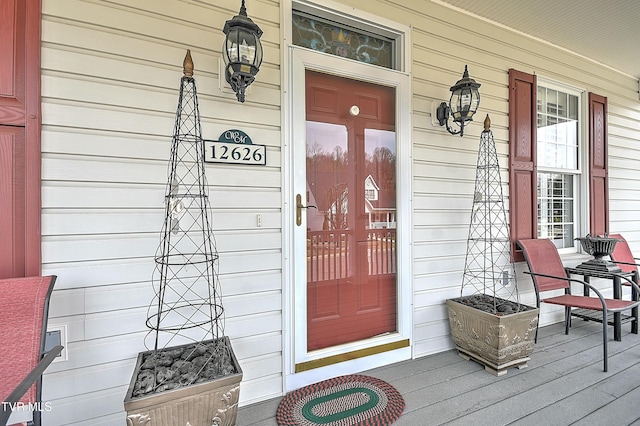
237, 321, 640, 425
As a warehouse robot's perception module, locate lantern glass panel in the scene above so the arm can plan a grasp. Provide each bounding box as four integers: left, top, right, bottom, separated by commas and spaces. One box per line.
253, 33, 263, 67
223, 29, 238, 65
450, 87, 479, 122
224, 27, 263, 70
237, 28, 257, 64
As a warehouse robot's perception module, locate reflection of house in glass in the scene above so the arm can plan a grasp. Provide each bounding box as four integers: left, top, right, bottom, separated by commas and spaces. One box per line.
364, 175, 396, 229
305, 181, 347, 232
305, 174, 396, 231
305, 174, 396, 282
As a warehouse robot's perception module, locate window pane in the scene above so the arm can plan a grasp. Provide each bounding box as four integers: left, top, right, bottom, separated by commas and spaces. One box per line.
558, 92, 568, 118
537, 173, 574, 248
547, 89, 558, 114
292, 12, 394, 69
537, 87, 545, 113
537, 88, 579, 170
569, 95, 578, 120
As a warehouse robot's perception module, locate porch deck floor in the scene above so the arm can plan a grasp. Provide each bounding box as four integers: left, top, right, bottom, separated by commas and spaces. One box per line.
237, 320, 640, 425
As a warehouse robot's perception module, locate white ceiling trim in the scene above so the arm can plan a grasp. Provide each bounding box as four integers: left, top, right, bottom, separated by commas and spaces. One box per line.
433, 0, 640, 80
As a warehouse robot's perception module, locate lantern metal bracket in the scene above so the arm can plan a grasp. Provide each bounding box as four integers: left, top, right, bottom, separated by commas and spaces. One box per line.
218, 57, 251, 97
436, 101, 465, 136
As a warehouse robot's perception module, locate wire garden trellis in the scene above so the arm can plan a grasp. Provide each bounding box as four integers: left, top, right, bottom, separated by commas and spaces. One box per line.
144, 50, 231, 386
460, 115, 522, 314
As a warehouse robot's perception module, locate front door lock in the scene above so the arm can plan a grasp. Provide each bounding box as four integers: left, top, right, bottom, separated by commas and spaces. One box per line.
296, 194, 316, 226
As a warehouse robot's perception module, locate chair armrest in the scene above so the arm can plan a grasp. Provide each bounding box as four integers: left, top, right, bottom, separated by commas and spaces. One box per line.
524, 271, 608, 303
526, 271, 640, 312
0, 345, 63, 424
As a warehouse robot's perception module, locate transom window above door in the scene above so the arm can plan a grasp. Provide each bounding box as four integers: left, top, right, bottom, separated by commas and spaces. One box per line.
292, 10, 396, 69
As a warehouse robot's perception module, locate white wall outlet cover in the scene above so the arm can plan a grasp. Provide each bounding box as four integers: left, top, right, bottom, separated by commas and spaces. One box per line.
46, 324, 68, 362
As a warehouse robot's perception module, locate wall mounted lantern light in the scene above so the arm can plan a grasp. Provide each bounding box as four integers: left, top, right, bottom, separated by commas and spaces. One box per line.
436, 65, 481, 136
222, 0, 263, 103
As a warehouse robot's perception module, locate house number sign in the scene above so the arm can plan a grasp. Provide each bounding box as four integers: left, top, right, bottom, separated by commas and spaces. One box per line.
204, 130, 266, 165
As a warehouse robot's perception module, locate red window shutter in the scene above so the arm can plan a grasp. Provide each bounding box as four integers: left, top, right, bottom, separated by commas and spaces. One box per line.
508, 69, 537, 261
589, 93, 608, 236
0, 0, 41, 278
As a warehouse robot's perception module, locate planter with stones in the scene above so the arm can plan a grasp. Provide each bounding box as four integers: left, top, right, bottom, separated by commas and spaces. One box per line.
124, 337, 242, 426
446, 295, 539, 376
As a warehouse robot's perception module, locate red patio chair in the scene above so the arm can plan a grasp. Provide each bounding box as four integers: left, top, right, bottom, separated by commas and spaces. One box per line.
517, 238, 640, 372
0, 276, 63, 426
609, 233, 640, 276
609, 233, 640, 334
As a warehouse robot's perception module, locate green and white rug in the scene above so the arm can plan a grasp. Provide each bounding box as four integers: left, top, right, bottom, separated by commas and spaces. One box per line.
276, 374, 405, 426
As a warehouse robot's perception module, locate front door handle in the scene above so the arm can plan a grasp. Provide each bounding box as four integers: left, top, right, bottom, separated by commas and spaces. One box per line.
296, 194, 316, 226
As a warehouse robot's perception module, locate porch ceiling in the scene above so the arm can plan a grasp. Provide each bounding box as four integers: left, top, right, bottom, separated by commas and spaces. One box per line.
436, 0, 640, 80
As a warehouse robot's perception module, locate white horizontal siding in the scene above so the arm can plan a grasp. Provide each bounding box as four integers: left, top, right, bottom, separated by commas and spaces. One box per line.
42, 386, 129, 425
43, 209, 281, 235
41, 0, 284, 422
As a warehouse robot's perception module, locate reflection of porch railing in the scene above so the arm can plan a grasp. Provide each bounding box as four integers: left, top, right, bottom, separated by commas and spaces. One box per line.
307, 229, 396, 282
368, 229, 397, 276
307, 231, 349, 282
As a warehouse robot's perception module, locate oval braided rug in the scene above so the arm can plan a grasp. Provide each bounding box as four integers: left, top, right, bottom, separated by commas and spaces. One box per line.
276, 374, 405, 426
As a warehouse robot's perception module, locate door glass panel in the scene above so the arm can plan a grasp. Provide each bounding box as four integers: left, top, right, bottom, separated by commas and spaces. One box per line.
304, 71, 397, 351
306, 121, 354, 351
364, 129, 397, 278
306, 121, 348, 234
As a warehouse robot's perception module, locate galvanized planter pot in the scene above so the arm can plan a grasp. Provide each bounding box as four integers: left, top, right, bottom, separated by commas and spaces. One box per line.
446, 297, 540, 376
124, 337, 243, 426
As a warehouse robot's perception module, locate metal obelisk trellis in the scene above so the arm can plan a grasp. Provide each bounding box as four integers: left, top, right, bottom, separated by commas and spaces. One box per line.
460, 115, 521, 312
146, 50, 226, 363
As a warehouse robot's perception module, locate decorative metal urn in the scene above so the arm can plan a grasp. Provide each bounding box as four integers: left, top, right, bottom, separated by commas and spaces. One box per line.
575, 234, 622, 272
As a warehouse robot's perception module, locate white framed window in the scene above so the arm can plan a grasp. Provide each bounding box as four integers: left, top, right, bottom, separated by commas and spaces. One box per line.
536, 81, 583, 250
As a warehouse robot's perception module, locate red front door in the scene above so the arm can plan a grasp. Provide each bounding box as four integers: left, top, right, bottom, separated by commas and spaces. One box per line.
305, 70, 397, 351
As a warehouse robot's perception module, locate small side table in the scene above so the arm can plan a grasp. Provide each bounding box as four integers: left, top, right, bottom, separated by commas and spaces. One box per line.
565, 267, 638, 341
